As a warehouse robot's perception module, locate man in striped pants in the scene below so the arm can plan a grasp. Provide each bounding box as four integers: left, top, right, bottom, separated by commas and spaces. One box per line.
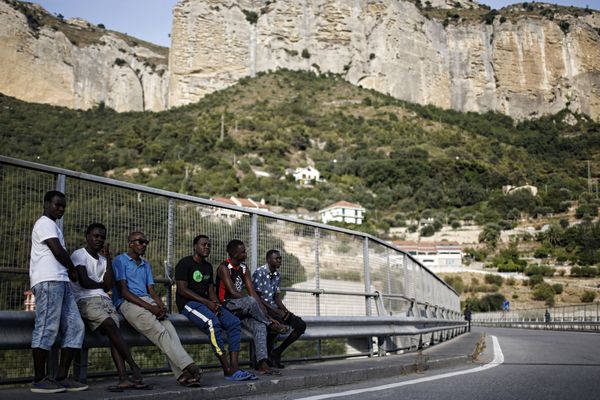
175, 235, 255, 381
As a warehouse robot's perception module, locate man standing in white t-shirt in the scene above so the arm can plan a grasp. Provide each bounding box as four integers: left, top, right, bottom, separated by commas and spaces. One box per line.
29, 190, 88, 393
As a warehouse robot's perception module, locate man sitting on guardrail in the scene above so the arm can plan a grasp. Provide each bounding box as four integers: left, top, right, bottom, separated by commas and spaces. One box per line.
112, 231, 202, 387
175, 234, 256, 381
70, 223, 147, 391
29, 190, 88, 394
252, 249, 306, 369
216, 239, 287, 375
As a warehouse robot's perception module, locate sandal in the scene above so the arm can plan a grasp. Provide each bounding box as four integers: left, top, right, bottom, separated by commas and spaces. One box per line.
177, 370, 202, 388
107, 380, 151, 392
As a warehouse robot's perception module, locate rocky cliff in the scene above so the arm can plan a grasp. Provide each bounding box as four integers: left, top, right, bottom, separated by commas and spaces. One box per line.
0, 0, 169, 112
169, 0, 600, 120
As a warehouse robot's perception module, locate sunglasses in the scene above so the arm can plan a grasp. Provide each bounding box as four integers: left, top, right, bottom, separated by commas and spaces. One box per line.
130, 239, 150, 245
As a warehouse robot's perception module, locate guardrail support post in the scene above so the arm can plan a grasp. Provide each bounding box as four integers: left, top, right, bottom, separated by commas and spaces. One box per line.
363, 238, 371, 317
315, 227, 321, 358
250, 213, 258, 272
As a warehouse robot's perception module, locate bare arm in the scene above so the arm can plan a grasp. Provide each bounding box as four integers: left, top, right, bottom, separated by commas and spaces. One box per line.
274, 293, 289, 315
243, 269, 275, 318
100, 245, 115, 291
217, 263, 244, 300
75, 266, 104, 289
176, 280, 220, 312
117, 280, 163, 318
45, 237, 77, 281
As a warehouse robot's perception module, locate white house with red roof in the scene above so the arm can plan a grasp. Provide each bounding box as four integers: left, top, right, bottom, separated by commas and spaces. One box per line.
319, 201, 365, 225
210, 196, 269, 219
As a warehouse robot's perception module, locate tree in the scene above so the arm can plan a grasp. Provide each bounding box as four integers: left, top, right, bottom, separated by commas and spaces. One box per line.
479, 224, 501, 249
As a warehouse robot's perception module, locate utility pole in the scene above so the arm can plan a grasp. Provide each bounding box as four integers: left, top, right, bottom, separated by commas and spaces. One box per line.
587, 160, 592, 194
220, 113, 225, 141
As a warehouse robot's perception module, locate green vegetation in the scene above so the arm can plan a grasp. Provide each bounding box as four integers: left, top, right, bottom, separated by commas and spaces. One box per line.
581, 290, 597, 303
2, 69, 599, 236
465, 293, 507, 312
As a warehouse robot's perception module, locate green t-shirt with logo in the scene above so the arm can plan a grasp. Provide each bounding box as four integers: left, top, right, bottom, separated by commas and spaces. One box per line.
174, 255, 214, 312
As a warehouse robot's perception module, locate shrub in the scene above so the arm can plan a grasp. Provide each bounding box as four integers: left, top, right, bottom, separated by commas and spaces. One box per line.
484, 274, 504, 286
506, 277, 516, 286
532, 282, 555, 306
552, 283, 564, 295
581, 290, 596, 303
525, 265, 555, 277
242, 9, 259, 24
444, 276, 465, 294
528, 274, 544, 287
301, 49, 311, 59
420, 225, 436, 237
534, 247, 550, 259
478, 293, 506, 312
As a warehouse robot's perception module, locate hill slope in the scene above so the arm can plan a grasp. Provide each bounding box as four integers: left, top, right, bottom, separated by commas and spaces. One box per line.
1, 69, 600, 232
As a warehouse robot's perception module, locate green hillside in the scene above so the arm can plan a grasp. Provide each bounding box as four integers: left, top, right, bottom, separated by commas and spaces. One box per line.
1, 69, 599, 234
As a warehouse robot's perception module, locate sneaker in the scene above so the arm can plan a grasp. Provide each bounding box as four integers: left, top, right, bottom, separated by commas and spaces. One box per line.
31, 377, 66, 394
56, 378, 89, 392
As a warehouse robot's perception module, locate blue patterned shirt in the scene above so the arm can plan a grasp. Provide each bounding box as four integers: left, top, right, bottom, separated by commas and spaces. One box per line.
252, 264, 280, 307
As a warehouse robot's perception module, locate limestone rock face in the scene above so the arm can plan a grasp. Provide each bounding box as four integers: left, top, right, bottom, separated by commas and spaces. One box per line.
0, 0, 169, 111
169, 0, 600, 120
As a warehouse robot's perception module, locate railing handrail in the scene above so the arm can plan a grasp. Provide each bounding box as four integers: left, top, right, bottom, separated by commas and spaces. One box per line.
0, 155, 458, 296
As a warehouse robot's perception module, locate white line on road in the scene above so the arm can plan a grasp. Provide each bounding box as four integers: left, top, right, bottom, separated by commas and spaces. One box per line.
294, 335, 504, 400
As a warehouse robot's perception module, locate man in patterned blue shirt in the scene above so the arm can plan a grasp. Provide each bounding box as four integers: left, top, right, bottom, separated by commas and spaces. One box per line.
252, 249, 306, 369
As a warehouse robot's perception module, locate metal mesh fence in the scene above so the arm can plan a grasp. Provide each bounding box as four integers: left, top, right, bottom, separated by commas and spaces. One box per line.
0, 156, 461, 382
473, 303, 600, 322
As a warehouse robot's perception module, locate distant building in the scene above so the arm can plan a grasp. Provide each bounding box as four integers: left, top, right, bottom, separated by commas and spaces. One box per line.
292, 166, 321, 185
319, 201, 365, 225
393, 241, 463, 271
502, 184, 538, 197
210, 196, 268, 219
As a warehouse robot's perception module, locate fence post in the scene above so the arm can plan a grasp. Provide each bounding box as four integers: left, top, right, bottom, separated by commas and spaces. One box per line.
55, 173, 66, 231
315, 227, 321, 358
363, 237, 371, 317
166, 199, 174, 311
250, 213, 258, 273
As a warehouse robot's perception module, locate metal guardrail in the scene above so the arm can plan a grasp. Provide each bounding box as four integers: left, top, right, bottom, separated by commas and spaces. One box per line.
0, 155, 463, 382
473, 303, 600, 332
0, 310, 467, 384
475, 320, 600, 331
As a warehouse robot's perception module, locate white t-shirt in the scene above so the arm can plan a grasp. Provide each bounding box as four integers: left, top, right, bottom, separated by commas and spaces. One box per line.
70, 248, 109, 302
29, 215, 69, 288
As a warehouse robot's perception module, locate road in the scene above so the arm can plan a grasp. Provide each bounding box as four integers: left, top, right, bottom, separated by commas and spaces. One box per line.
243, 327, 600, 400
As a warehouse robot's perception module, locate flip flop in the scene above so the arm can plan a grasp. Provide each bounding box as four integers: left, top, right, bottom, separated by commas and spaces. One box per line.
225, 370, 255, 381
259, 369, 281, 376
107, 381, 150, 391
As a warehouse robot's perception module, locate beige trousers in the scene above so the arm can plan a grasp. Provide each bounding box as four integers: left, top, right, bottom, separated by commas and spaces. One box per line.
120, 297, 193, 378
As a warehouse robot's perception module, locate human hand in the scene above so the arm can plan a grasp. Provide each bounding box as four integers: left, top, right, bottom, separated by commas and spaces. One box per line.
99, 243, 111, 258
68, 267, 78, 282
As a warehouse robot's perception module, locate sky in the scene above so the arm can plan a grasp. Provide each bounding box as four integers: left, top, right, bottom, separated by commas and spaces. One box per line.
29, 0, 598, 48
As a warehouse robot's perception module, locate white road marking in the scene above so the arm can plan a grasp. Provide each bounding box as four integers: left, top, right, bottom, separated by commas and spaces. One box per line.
294, 335, 504, 400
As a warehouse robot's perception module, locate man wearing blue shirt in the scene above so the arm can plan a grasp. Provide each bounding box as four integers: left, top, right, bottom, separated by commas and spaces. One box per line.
252, 249, 306, 369
112, 231, 201, 387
